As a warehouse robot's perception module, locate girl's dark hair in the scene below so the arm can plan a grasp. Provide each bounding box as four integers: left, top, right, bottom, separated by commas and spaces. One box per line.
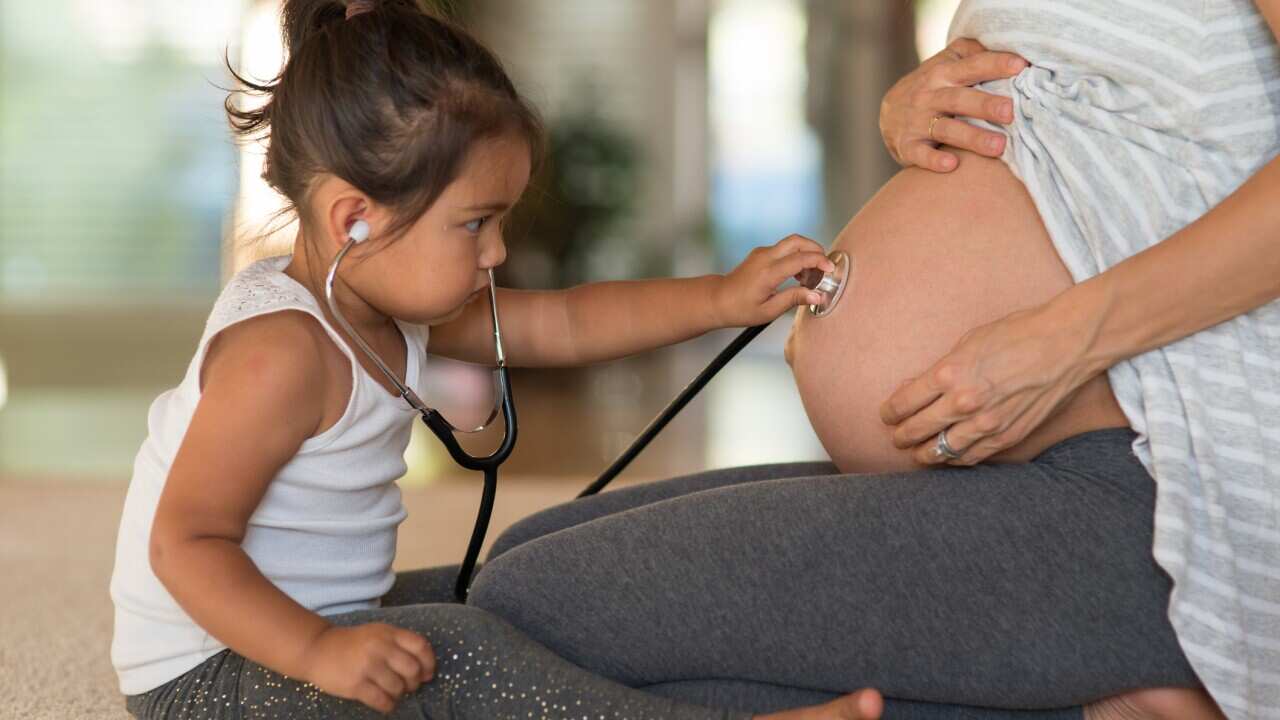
225, 0, 543, 244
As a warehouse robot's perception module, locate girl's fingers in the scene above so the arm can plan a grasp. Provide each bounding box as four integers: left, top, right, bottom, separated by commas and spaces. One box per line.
356, 680, 396, 715
932, 86, 1014, 125
941, 51, 1028, 86
763, 285, 822, 317
392, 631, 435, 681
384, 648, 424, 693
926, 115, 1007, 157
772, 251, 835, 286
769, 233, 825, 259
368, 661, 407, 700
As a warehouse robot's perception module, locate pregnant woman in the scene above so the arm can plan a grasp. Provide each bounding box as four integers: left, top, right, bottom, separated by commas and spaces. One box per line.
457, 1, 1280, 718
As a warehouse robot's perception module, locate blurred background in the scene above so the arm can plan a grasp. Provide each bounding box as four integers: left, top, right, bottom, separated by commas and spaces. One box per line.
0, 0, 962, 489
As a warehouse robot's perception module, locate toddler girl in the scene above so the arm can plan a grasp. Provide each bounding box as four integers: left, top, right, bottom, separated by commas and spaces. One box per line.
109, 1, 879, 718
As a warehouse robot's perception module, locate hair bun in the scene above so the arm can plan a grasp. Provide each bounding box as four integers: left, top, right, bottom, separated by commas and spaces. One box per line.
279, 0, 347, 59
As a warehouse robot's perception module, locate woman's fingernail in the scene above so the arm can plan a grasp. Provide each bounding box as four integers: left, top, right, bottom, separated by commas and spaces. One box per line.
1001, 102, 1013, 121
1008, 57, 1026, 71
986, 135, 1002, 151
808, 292, 821, 304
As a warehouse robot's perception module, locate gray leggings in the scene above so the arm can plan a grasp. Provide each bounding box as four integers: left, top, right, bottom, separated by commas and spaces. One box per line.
463, 427, 1200, 717
124, 428, 1198, 719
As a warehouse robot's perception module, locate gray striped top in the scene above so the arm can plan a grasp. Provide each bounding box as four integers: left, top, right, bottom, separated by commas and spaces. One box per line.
949, 1, 1280, 717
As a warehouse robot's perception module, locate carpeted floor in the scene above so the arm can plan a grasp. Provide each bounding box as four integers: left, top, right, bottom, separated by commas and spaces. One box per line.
0, 477, 607, 719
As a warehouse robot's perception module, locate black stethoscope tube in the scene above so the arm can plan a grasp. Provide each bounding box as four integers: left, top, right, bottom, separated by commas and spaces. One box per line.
577, 322, 771, 498
421, 368, 517, 601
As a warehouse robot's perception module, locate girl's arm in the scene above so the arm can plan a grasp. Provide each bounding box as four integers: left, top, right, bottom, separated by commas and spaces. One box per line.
149, 312, 433, 713
428, 235, 835, 366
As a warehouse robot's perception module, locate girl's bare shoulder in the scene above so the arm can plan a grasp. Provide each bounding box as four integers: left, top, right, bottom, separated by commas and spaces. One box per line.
199, 310, 332, 430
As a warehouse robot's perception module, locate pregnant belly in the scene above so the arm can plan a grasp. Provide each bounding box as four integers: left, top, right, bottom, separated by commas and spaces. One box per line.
789, 149, 1129, 474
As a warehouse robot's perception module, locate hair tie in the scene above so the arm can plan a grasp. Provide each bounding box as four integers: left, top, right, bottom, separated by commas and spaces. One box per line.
345, 0, 376, 20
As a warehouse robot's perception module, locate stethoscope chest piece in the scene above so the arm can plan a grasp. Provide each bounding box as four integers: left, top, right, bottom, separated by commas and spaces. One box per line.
801, 250, 851, 317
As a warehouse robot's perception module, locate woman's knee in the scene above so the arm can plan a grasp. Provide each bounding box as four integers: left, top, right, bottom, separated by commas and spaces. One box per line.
485, 515, 547, 561
468, 542, 559, 631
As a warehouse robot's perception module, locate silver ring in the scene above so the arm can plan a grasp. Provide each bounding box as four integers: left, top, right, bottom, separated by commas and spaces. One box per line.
934, 428, 963, 460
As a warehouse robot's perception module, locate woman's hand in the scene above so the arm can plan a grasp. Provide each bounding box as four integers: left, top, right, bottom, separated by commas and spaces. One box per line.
879, 301, 1100, 466
713, 234, 835, 327
302, 623, 437, 714
880, 38, 1028, 173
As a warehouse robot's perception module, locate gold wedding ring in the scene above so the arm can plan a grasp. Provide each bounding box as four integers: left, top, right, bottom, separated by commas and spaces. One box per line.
928, 114, 944, 142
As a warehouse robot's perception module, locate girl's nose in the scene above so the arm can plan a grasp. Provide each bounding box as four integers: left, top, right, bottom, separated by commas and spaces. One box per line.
479, 235, 507, 270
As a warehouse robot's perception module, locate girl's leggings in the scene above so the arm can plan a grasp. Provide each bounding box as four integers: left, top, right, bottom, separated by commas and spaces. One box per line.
123, 427, 1200, 719
463, 426, 1201, 718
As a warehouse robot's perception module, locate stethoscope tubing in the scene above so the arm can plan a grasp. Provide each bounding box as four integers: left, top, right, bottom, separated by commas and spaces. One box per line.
325, 238, 515, 602
577, 322, 771, 498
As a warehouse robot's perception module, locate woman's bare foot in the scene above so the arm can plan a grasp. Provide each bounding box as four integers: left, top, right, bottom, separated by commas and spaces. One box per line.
756, 688, 884, 720
1085, 687, 1226, 720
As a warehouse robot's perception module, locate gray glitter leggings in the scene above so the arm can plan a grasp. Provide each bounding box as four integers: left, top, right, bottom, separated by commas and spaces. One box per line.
461, 427, 1201, 718
123, 581, 752, 719
124, 428, 1199, 719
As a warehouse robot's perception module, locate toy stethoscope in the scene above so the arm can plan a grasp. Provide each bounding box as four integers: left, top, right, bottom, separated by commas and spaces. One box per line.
326, 219, 851, 602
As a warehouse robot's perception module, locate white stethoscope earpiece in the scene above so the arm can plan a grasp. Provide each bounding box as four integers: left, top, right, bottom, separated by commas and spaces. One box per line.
347, 219, 370, 244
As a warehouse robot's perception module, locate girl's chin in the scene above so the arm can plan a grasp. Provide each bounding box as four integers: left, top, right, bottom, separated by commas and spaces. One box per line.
426, 301, 470, 325
423, 290, 482, 325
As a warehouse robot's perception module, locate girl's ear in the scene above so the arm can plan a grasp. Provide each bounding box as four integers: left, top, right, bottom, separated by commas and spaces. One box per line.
321, 183, 373, 252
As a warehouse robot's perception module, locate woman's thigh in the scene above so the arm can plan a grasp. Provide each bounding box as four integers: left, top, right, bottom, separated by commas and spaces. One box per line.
467, 428, 1199, 710
789, 149, 1130, 474
483, 461, 838, 560
382, 463, 837, 607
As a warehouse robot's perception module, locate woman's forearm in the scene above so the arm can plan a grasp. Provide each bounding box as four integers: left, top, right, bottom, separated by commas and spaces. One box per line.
1057, 153, 1280, 376
152, 537, 331, 682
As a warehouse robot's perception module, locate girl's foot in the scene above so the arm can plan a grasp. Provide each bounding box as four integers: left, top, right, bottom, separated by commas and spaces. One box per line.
757, 688, 884, 720
1085, 687, 1226, 720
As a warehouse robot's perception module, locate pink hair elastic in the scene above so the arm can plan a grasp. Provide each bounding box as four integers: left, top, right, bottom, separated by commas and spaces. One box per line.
345, 0, 376, 20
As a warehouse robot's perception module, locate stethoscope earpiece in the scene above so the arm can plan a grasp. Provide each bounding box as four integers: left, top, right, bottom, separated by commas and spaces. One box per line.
348, 219, 370, 244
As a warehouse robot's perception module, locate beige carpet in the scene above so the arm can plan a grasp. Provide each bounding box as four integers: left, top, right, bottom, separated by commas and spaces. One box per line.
0, 477, 618, 719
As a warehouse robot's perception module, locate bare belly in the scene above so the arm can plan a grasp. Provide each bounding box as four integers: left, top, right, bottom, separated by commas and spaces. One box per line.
789, 150, 1129, 474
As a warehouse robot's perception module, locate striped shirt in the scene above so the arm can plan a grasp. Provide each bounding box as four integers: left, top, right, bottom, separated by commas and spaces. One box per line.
950, 1, 1280, 717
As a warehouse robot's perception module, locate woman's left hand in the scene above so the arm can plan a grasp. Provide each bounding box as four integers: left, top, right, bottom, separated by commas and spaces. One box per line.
879, 301, 1098, 466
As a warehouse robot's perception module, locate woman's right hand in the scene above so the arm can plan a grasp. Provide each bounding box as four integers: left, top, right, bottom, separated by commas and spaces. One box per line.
302, 623, 437, 714
880, 38, 1028, 173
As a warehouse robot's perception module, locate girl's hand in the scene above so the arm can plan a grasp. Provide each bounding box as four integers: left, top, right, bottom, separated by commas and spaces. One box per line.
302, 623, 437, 715
880, 38, 1028, 173
713, 234, 836, 327
879, 302, 1098, 466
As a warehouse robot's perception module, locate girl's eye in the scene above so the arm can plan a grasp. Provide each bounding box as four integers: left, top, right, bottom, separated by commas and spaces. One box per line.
464, 216, 489, 234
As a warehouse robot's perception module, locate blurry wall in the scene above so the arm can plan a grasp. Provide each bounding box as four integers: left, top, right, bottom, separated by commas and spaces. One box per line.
0, 0, 244, 482
0, 0, 959, 485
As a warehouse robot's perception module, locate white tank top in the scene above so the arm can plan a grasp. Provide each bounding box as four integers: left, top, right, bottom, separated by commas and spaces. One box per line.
109, 254, 428, 695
